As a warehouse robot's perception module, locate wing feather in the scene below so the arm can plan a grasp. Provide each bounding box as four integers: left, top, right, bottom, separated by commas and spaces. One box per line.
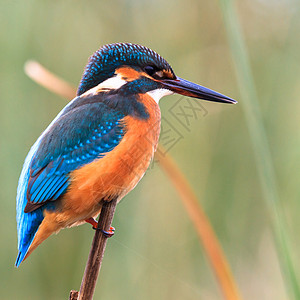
24, 100, 125, 213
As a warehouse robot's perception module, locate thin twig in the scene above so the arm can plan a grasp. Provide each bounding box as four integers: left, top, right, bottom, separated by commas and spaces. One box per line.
25, 61, 243, 300
69, 290, 79, 300
72, 199, 118, 300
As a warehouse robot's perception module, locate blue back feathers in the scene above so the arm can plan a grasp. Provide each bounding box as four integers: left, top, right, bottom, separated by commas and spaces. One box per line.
16, 96, 125, 266
77, 43, 174, 96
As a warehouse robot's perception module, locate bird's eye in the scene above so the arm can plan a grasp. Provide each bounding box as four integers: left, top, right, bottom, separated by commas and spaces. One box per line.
144, 66, 156, 76
144, 66, 165, 79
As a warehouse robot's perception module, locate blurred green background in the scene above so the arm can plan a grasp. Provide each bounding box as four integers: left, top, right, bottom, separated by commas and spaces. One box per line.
1, 0, 300, 299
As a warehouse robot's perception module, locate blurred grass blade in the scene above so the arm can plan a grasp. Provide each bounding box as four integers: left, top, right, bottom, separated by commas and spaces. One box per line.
156, 147, 242, 300
24, 60, 76, 99
25, 61, 243, 300
218, 1, 300, 299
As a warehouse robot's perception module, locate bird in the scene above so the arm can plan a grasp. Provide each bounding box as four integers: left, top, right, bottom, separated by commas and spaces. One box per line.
15, 42, 236, 267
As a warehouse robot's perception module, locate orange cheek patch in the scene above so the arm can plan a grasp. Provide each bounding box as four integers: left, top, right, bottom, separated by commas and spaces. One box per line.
116, 66, 141, 81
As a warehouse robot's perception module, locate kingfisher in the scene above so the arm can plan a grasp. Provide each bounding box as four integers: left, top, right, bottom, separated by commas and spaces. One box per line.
16, 43, 236, 267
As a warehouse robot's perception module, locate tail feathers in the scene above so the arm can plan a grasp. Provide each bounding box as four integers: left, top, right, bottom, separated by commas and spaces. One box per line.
16, 210, 60, 267
15, 250, 28, 268
15, 229, 38, 268
16, 208, 44, 268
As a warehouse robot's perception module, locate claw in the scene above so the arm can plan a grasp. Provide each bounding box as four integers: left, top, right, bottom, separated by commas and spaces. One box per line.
85, 218, 115, 236
100, 229, 115, 238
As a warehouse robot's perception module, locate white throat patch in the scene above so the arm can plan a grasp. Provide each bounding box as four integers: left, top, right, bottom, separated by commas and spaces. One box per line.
147, 89, 173, 103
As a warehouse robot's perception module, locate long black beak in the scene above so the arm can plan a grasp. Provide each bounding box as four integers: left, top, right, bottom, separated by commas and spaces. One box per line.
161, 77, 237, 104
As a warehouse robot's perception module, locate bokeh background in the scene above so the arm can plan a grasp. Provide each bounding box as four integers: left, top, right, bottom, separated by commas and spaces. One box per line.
1, 0, 300, 299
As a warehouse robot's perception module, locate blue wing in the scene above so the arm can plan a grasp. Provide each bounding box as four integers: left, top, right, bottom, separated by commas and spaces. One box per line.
25, 101, 125, 212
16, 95, 125, 266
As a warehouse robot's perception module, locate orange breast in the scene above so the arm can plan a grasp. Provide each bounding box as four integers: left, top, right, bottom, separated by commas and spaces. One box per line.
55, 93, 161, 225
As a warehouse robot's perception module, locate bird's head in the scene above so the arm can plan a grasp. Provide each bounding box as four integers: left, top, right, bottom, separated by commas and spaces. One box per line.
77, 43, 236, 104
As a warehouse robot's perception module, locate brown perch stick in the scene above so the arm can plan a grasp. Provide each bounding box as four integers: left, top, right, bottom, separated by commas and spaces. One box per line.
70, 199, 118, 300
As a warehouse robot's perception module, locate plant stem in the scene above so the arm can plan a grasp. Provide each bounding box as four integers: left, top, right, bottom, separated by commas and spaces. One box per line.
156, 147, 242, 300
24, 61, 76, 99
218, 1, 300, 298
72, 199, 118, 300
69, 290, 79, 300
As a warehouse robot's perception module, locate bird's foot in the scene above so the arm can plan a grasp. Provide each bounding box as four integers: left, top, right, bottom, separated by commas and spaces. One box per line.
85, 218, 115, 237
100, 229, 115, 238
93, 227, 115, 237
85, 217, 98, 229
